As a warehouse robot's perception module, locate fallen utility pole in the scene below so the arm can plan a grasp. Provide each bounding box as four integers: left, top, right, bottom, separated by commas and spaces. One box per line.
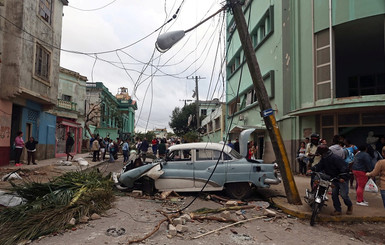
228, 0, 302, 204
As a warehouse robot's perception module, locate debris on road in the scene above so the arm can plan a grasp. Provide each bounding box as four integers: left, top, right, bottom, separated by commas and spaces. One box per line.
2, 170, 22, 181
0, 170, 114, 245
106, 227, 126, 237
0, 191, 25, 207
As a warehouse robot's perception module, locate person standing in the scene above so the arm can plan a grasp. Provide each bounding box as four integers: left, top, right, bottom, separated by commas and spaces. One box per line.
297, 142, 307, 175
66, 132, 75, 161
158, 138, 167, 159
233, 138, 240, 153
310, 145, 353, 216
352, 144, 374, 206
151, 138, 158, 156
227, 139, 234, 149
140, 138, 149, 162
14, 131, 25, 166
329, 135, 345, 159
305, 133, 321, 170
366, 146, 385, 208
100, 137, 107, 161
122, 139, 129, 163
91, 136, 100, 162
108, 139, 115, 163
25, 137, 38, 165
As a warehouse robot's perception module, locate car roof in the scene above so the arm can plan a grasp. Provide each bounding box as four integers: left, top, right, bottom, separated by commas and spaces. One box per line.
168, 142, 232, 152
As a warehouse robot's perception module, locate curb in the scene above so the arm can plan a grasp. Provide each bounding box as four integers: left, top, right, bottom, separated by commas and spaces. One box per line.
271, 197, 385, 222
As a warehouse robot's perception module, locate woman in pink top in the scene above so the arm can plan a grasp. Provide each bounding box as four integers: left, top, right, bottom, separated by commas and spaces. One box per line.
14, 131, 25, 166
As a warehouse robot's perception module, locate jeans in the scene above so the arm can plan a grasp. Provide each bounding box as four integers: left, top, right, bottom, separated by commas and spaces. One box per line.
123, 150, 128, 163
331, 181, 353, 212
381, 190, 385, 208
15, 148, 23, 164
109, 151, 115, 163
27, 151, 36, 164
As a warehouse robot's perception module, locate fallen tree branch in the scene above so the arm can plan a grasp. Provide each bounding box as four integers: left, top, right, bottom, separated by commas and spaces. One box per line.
126, 210, 179, 244
192, 215, 267, 239
126, 218, 168, 244
191, 215, 237, 223
191, 205, 256, 215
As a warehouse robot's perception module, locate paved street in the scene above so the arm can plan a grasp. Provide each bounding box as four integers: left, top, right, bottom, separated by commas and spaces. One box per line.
1, 153, 385, 244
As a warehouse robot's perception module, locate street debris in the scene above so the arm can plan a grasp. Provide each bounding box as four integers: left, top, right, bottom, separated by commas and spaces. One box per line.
0, 191, 25, 207
0, 170, 114, 245
192, 216, 267, 239
106, 227, 126, 237
2, 170, 22, 181
74, 158, 89, 166
58, 160, 72, 166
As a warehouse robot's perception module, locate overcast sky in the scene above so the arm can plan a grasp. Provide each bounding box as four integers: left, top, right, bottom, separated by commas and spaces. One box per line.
60, 0, 226, 133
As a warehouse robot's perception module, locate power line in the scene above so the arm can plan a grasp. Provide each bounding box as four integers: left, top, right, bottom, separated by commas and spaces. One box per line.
68, 0, 119, 11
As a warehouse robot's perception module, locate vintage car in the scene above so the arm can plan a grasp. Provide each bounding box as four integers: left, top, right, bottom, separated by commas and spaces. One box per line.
117, 129, 281, 199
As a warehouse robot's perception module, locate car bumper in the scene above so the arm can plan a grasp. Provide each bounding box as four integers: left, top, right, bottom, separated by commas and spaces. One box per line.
264, 178, 281, 185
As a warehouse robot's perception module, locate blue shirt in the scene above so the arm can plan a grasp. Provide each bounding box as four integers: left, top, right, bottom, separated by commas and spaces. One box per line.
122, 142, 129, 151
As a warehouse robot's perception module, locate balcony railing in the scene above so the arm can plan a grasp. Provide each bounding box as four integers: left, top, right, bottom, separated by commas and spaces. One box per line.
57, 99, 77, 111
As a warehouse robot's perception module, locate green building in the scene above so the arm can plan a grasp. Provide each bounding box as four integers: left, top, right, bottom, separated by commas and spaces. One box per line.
86, 83, 137, 142
226, 0, 385, 171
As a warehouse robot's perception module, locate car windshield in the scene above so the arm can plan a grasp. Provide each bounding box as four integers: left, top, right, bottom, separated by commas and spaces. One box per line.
229, 148, 242, 159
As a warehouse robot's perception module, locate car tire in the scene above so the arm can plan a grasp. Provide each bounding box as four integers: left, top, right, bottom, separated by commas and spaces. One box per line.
225, 182, 251, 199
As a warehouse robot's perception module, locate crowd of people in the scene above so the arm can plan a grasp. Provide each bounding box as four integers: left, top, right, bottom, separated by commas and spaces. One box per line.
296, 133, 385, 213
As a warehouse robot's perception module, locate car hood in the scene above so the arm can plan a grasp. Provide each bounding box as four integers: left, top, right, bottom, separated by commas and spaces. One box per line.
239, 128, 256, 158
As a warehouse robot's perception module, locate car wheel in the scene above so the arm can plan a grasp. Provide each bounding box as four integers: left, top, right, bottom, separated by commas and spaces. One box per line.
225, 182, 251, 199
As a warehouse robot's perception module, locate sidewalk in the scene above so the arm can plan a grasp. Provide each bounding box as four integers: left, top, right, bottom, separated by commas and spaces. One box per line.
264, 175, 385, 222
0, 153, 109, 190
1, 152, 107, 172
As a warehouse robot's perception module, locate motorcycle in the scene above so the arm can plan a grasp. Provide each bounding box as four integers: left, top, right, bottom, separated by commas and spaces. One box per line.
304, 171, 345, 226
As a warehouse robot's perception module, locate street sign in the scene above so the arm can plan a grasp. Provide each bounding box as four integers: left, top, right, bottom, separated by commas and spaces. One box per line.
262, 108, 274, 117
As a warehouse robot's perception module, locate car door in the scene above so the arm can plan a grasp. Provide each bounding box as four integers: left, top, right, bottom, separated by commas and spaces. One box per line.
193, 149, 227, 190
155, 149, 194, 191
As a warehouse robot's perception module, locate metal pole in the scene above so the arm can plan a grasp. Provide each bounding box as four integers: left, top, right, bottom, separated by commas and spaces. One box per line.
229, 0, 302, 204
195, 76, 200, 129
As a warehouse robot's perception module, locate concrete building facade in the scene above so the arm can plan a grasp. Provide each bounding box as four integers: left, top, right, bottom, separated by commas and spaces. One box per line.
85, 82, 137, 142
226, 0, 385, 170
49, 67, 87, 157
0, 0, 68, 165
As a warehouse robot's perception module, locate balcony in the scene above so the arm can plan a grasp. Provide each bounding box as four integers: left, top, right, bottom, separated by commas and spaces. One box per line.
57, 99, 77, 111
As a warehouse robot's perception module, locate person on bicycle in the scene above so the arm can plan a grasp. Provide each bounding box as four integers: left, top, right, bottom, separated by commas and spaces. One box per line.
308, 144, 353, 216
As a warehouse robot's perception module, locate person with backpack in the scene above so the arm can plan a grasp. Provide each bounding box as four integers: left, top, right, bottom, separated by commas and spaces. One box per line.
344, 139, 358, 189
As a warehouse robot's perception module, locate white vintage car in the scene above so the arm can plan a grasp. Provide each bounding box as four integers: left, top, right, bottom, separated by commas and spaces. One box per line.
118, 129, 281, 199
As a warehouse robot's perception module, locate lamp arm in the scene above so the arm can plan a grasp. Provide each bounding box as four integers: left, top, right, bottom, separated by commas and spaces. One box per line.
185, 6, 226, 33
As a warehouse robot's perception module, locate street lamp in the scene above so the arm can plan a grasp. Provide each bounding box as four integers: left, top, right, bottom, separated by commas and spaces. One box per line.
155, 30, 185, 53
155, 6, 226, 53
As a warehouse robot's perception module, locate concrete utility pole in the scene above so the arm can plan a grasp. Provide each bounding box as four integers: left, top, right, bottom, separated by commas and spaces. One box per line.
229, 0, 301, 204
187, 76, 205, 129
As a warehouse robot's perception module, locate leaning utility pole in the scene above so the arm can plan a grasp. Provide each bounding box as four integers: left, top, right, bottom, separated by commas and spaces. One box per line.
187, 76, 205, 129
229, 0, 301, 204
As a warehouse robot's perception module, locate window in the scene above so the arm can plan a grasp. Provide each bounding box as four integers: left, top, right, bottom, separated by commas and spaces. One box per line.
39, 0, 52, 24
207, 121, 213, 132
250, 6, 274, 49
197, 149, 222, 161
228, 98, 240, 116
315, 29, 331, 100
215, 117, 220, 130
201, 109, 207, 116
34, 43, 51, 82
62, 94, 71, 102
